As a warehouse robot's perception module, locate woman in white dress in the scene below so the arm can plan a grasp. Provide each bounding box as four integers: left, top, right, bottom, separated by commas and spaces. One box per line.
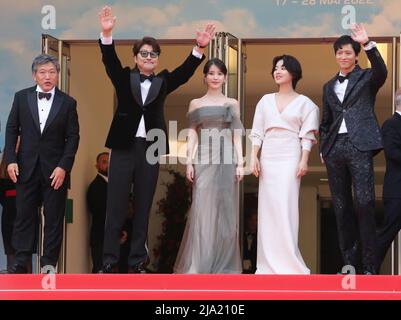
250, 55, 319, 274
174, 58, 244, 274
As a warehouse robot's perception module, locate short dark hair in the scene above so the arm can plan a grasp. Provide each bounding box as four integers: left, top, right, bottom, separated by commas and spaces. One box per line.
96, 152, 109, 163
132, 36, 161, 56
31, 54, 60, 73
333, 35, 361, 56
203, 58, 228, 76
271, 55, 302, 89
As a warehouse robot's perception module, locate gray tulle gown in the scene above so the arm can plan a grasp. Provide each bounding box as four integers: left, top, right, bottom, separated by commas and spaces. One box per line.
173, 105, 243, 274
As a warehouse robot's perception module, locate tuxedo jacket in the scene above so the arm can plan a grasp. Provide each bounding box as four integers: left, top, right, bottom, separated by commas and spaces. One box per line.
99, 40, 205, 153
5, 86, 80, 183
320, 47, 388, 157
382, 112, 401, 198
86, 174, 107, 246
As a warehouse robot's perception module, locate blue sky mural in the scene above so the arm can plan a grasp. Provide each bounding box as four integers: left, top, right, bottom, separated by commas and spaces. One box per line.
0, 0, 400, 148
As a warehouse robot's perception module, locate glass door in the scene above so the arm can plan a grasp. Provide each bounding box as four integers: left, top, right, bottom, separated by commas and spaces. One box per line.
209, 32, 245, 101
42, 34, 70, 93
41, 34, 71, 274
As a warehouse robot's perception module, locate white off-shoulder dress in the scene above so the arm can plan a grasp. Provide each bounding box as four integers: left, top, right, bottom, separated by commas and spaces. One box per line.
250, 93, 319, 274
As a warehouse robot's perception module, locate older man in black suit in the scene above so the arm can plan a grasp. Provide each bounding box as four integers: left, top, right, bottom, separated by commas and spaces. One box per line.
375, 88, 401, 273
320, 24, 387, 275
98, 6, 215, 273
4, 54, 80, 273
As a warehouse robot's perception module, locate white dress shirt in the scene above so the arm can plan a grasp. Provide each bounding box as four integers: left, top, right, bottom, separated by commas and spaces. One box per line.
36, 85, 56, 133
335, 72, 349, 134
98, 172, 108, 183
100, 34, 202, 138
336, 41, 377, 134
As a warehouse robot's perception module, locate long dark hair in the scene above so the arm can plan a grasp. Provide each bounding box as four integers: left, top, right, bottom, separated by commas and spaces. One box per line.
203, 58, 228, 76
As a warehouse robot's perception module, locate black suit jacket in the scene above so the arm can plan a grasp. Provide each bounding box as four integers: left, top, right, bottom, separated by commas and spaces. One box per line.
5, 86, 80, 183
320, 47, 387, 157
87, 174, 107, 246
99, 40, 205, 153
382, 112, 401, 198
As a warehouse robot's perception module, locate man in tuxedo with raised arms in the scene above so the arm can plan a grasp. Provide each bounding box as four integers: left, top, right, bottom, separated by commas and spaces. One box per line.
98, 6, 215, 273
4, 54, 79, 273
320, 24, 387, 275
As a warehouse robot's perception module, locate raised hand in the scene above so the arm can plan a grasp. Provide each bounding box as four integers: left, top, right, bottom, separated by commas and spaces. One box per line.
196, 23, 216, 48
351, 23, 369, 45
99, 5, 116, 36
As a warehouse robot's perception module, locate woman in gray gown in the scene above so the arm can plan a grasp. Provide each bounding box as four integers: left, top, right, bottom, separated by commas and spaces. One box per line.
174, 58, 244, 274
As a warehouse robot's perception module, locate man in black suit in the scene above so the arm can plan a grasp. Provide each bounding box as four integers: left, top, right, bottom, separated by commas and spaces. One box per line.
4, 54, 79, 273
87, 152, 109, 273
320, 24, 387, 275
98, 6, 215, 273
375, 88, 401, 273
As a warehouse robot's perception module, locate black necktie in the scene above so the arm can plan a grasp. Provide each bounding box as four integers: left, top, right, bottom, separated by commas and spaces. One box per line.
337, 74, 349, 83
139, 74, 155, 83
38, 92, 52, 100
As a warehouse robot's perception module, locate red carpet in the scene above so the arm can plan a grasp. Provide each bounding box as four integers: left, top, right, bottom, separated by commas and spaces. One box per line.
0, 274, 400, 300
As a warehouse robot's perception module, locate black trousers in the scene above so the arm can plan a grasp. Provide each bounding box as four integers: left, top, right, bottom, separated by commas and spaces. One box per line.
103, 138, 159, 267
324, 134, 377, 271
13, 163, 67, 268
91, 244, 103, 273
376, 197, 401, 271
1, 197, 17, 255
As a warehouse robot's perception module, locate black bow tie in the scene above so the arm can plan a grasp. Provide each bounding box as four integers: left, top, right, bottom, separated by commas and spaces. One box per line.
140, 74, 155, 83
337, 74, 349, 83
38, 92, 52, 100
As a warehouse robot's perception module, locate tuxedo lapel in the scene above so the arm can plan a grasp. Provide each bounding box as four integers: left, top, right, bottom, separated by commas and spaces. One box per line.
42, 88, 64, 134
27, 88, 41, 133
327, 76, 343, 110
342, 66, 363, 105
144, 76, 162, 107
130, 70, 143, 106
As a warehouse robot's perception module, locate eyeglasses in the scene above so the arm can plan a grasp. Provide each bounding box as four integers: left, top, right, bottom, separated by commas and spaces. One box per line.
138, 50, 159, 58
